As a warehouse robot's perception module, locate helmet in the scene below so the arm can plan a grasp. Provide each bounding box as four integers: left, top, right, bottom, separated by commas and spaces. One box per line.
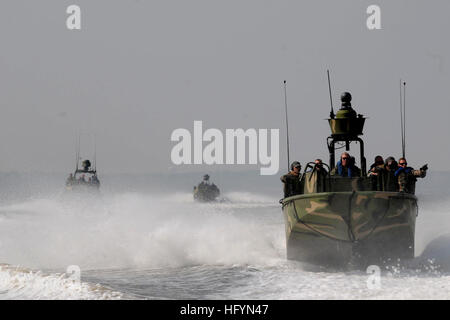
290, 161, 301, 171
384, 156, 395, 165
341, 92, 352, 106
374, 155, 384, 165
82, 159, 91, 170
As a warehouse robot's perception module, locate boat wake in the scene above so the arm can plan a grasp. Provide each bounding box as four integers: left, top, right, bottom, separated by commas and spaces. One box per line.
0, 264, 122, 300
0, 192, 284, 271
0, 189, 449, 299
415, 234, 450, 273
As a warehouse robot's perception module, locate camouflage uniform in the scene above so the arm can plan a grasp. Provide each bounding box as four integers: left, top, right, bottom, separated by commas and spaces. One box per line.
280, 172, 303, 198
397, 167, 426, 194
384, 168, 399, 192
368, 164, 385, 191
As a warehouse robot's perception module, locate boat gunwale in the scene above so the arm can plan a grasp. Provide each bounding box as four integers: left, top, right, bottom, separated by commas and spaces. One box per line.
281, 191, 417, 206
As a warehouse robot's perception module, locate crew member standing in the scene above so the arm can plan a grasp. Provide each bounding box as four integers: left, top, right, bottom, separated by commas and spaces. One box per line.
395, 158, 428, 194
280, 161, 303, 198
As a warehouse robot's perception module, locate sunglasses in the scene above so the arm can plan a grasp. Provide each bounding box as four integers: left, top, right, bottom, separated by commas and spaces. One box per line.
342, 157, 349, 160
399, 162, 407, 166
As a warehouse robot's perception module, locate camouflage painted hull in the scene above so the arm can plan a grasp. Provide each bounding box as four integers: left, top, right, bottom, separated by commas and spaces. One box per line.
282, 191, 418, 266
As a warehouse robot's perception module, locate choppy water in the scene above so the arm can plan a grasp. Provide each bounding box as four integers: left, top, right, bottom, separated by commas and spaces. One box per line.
0, 171, 450, 299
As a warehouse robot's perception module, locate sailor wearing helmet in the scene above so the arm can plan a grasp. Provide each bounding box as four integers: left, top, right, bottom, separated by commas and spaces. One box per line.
280, 161, 303, 198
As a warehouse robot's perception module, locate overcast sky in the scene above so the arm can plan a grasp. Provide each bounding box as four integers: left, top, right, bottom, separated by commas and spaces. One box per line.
0, 0, 448, 174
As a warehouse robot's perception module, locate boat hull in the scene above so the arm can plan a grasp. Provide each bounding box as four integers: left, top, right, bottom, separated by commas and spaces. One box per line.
193, 185, 220, 202
282, 191, 417, 266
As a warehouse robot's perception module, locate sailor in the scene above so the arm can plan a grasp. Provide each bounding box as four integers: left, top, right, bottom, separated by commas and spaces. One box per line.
313, 159, 328, 192
82, 160, 91, 171
369, 155, 384, 172
368, 155, 385, 190
336, 92, 357, 118
198, 174, 209, 187
368, 155, 384, 177
196, 174, 210, 193
330, 152, 361, 177
314, 159, 328, 174
92, 174, 100, 185
381, 156, 399, 192
395, 158, 427, 194
210, 182, 220, 197
280, 161, 303, 198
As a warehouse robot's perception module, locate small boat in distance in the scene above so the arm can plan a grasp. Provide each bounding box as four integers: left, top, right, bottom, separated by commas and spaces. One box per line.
65, 159, 100, 192
193, 174, 220, 202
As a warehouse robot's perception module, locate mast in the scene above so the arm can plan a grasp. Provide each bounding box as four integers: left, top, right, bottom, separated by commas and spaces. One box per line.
283, 80, 291, 170
327, 70, 335, 119
75, 134, 80, 172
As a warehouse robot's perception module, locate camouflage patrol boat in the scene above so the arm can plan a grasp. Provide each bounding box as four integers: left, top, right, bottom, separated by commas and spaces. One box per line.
281, 93, 418, 267
193, 174, 220, 202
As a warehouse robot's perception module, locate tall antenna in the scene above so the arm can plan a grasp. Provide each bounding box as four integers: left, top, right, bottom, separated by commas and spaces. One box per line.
283, 80, 290, 170
403, 81, 406, 158
327, 70, 335, 119
400, 80, 406, 158
93, 135, 97, 172
75, 133, 80, 171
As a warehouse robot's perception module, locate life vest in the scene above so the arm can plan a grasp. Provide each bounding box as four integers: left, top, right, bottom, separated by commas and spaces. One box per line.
394, 167, 412, 177
337, 160, 353, 177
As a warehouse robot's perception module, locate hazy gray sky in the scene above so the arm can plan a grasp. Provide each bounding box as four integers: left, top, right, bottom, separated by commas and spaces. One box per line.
0, 0, 448, 174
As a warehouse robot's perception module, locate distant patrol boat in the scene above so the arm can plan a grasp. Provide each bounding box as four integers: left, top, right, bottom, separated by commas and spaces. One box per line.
65, 159, 101, 193
281, 91, 421, 267
193, 174, 220, 202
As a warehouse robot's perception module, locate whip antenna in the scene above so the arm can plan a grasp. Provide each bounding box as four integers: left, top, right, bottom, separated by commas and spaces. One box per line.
327, 70, 335, 119
403, 81, 406, 158
283, 80, 291, 170
400, 80, 406, 158
75, 133, 80, 171
94, 135, 97, 172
